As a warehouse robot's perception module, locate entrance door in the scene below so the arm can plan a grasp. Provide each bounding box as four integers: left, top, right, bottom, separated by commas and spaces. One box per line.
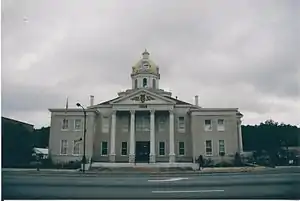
135, 141, 150, 163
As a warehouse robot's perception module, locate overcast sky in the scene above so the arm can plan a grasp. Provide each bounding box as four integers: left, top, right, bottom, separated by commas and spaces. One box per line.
2, 0, 299, 128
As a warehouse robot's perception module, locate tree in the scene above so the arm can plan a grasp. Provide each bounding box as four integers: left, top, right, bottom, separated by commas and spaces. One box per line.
32, 127, 50, 148
2, 121, 34, 167
2, 118, 50, 168
242, 120, 299, 153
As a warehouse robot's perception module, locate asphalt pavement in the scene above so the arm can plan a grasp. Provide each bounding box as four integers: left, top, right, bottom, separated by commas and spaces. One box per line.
2, 169, 300, 199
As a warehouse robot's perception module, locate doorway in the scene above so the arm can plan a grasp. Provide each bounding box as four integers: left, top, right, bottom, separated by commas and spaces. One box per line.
135, 141, 150, 163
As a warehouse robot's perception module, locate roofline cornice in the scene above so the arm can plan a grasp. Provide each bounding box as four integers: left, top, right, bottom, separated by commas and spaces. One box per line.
48, 108, 99, 113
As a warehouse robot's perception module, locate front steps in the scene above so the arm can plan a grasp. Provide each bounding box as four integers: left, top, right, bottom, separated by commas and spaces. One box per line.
89, 166, 194, 173
89, 162, 196, 172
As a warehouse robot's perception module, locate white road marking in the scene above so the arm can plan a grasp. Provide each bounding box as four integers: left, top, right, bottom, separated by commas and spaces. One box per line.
148, 177, 189, 182
152, 189, 225, 194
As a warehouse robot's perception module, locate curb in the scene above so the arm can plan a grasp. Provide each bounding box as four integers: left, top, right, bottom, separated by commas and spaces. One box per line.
3, 169, 274, 177
3, 166, 299, 176
5, 180, 299, 188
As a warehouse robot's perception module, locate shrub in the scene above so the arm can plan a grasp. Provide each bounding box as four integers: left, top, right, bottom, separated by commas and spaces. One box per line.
34, 157, 81, 169
234, 152, 243, 167
215, 161, 234, 167
254, 151, 275, 167
203, 158, 214, 167
64, 160, 81, 169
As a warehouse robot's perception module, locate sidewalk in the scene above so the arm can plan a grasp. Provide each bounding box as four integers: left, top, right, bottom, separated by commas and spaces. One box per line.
2, 168, 76, 173
3, 166, 299, 176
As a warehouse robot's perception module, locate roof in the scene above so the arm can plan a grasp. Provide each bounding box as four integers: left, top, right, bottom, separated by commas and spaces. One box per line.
93, 97, 120, 106
48, 108, 98, 113
2, 116, 34, 127
132, 50, 159, 75
92, 95, 192, 106
168, 96, 192, 105
33, 147, 48, 155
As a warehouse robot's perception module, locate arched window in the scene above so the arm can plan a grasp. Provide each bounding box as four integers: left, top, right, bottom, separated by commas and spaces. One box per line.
134, 79, 138, 89
152, 79, 156, 89
143, 78, 147, 87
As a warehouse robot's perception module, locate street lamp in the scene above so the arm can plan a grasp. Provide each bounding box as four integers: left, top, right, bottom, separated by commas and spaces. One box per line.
76, 102, 87, 173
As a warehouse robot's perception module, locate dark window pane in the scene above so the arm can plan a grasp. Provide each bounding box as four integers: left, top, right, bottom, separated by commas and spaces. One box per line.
179, 142, 185, 155
102, 142, 108, 155
205, 120, 211, 125
179, 142, 184, 149
159, 148, 165, 156
102, 149, 107, 155
122, 149, 127, 155
122, 142, 127, 149
143, 78, 147, 87
102, 142, 107, 149
121, 142, 127, 155
159, 142, 165, 155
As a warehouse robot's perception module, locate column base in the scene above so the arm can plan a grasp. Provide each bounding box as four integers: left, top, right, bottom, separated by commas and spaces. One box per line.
129, 154, 135, 163
109, 154, 116, 162
169, 154, 175, 163
149, 154, 156, 163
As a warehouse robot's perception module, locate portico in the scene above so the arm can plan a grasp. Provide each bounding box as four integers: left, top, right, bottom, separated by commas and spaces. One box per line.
109, 108, 176, 163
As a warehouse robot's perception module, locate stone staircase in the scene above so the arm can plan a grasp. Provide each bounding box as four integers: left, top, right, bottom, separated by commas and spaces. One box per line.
89, 166, 194, 173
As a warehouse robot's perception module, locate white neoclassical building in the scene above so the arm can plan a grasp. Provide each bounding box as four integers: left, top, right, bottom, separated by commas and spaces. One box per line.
48, 50, 243, 167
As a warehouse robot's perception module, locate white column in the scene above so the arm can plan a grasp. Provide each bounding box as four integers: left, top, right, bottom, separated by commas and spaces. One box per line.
109, 110, 116, 162
238, 119, 243, 154
169, 110, 175, 163
150, 110, 156, 163
129, 110, 135, 163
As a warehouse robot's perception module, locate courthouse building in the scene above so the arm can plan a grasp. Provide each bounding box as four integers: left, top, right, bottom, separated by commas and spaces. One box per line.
48, 50, 244, 165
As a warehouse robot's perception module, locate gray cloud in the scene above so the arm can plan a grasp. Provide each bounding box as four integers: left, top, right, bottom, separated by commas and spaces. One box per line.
2, 0, 299, 128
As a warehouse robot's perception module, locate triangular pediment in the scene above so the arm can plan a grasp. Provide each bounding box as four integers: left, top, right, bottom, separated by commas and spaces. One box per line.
110, 89, 176, 105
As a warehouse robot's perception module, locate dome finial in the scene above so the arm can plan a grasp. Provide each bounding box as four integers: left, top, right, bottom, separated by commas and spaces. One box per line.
142, 49, 150, 59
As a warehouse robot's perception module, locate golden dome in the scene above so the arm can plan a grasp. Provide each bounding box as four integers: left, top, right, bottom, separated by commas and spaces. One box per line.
132, 50, 159, 75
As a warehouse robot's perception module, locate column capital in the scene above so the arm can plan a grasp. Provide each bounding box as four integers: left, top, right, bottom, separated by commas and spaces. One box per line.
150, 109, 155, 114
130, 110, 135, 114
111, 109, 117, 115
169, 109, 174, 114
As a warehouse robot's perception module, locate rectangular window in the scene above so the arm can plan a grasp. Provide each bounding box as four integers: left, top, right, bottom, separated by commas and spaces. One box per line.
102, 117, 109, 133
159, 142, 165, 156
217, 119, 225, 131
101, 141, 108, 156
74, 119, 82, 130
178, 117, 185, 131
219, 140, 225, 155
73, 140, 81, 155
205, 140, 212, 156
158, 116, 166, 132
179, 142, 185, 156
60, 140, 68, 155
121, 142, 127, 156
62, 119, 69, 130
204, 119, 212, 131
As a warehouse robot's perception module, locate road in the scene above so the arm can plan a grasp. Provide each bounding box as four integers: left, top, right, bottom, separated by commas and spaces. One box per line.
2, 169, 300, 199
